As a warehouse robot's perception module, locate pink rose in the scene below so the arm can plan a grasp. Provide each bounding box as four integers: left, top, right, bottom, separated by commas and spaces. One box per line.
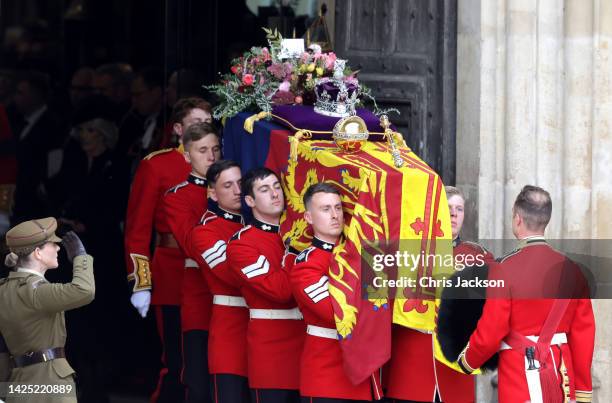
261, 47, 271, 61
325, 52, 337, 70
242, 74, 254, 86
279, 81, 291, 92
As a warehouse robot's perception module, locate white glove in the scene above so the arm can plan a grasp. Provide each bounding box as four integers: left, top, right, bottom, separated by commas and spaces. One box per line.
130, 290, 151, 318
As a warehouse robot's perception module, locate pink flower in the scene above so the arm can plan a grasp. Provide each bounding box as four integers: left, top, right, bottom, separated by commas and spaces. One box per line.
259, 75, 266, 85
300, 52, 311, 64
345, 76, 358, 85
242, 74, 254, 86
278, 81, 291, 92
325, 52, 337, 70
261, 48, 271, 61
267, 62, 293, 80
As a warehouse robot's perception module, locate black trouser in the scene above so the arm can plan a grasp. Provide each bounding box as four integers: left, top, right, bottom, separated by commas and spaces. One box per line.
183, 329, 212, 403
250, 388, 300, 403
211, 374, 250, 403
153, 305, 185, 403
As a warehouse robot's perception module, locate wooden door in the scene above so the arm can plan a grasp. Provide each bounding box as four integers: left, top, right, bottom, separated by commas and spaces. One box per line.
334, 0, 457, 182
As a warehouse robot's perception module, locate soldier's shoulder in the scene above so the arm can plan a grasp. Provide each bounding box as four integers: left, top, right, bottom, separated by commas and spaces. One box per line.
165, 181, 189, 195
295, 246, 316, 264
460, 240, 491, 255
199, 211, 218, 226
143, 148, 175, 161
15, 274, 48, 290
497, 248, 521, 263
229, 225, 252, 242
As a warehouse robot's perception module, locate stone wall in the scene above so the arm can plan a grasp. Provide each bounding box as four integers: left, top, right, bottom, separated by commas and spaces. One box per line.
457, 0, 612, 400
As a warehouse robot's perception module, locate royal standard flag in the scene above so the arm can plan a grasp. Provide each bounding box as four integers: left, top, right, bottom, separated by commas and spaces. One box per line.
281, 138, 457, 384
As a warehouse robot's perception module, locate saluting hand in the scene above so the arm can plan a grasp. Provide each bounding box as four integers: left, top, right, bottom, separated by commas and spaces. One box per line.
62, 231, 87, 262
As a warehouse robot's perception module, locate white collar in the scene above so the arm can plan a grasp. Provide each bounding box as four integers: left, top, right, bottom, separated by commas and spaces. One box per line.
520, 234, 545, 241
17, 268, 46, 279
25, 104, 48, 124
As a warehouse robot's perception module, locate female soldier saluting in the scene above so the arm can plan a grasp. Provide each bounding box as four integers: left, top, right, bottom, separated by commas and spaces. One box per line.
0, 217, 94, 402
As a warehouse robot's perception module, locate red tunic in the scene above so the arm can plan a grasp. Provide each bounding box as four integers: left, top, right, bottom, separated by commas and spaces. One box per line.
188, 205, 247, 376
386, 239, 494, 403
290, 238, 374, 400
459, 238, 595, 403
226, 218, 305, 390
162, 174, 212, 331
124, 148, 190, 305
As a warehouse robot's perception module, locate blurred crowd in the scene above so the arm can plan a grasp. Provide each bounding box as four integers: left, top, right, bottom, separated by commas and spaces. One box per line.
0, 61, 211, 400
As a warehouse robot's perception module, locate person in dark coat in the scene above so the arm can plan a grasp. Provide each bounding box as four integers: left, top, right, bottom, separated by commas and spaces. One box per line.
56, 118, 129, 403
11, 71, 64, 224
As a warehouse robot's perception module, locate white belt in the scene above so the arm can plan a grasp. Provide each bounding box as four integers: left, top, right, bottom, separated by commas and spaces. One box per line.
249, 307, 303, 320
185, 258, 198, 268
307, 324, 338, 340
500, 332, 567, 351
213, 295, 248, 308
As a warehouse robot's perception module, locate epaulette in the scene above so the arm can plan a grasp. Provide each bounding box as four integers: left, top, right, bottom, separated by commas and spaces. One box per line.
143, 148, 173, 160
230, 225, 252, 241
30, 278, 46, 289
295, 246, 315, 264
166, 181, 188, 195
200, 213, 217, 226
497, 248, 520, 263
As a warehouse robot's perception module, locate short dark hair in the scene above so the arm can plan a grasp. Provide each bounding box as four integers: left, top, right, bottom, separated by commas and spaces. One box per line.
182, 122, 219, 148
303, 182, 341, 210
206, 160, 240, 186
513, 185, 552, 231
171, 97, 212, 124
241, 167, 280, 198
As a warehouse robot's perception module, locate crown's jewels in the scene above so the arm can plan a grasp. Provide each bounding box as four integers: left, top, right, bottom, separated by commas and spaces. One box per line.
314, 59, 360, 117
333, 116, 369, 152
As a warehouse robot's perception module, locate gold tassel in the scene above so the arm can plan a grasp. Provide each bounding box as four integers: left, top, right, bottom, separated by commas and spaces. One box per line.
243, 111, 272, 134
290, 130, 312, 161
393, 132, 408, 148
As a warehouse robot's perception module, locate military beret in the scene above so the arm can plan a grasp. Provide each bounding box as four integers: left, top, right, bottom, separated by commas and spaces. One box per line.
5, 217, 62, 255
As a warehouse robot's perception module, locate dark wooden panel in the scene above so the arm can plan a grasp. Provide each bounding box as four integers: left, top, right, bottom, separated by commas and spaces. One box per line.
334, 0, 456, 183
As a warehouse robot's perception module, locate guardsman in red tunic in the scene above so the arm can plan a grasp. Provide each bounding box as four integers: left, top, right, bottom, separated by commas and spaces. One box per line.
124, 97, 212, 403
162, 122, 221, 403
456, 185, 595, 403
188, 160, 249, 403
290, 182, 381, 402
386, 186, 495, 403
226, 167, 305, 403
